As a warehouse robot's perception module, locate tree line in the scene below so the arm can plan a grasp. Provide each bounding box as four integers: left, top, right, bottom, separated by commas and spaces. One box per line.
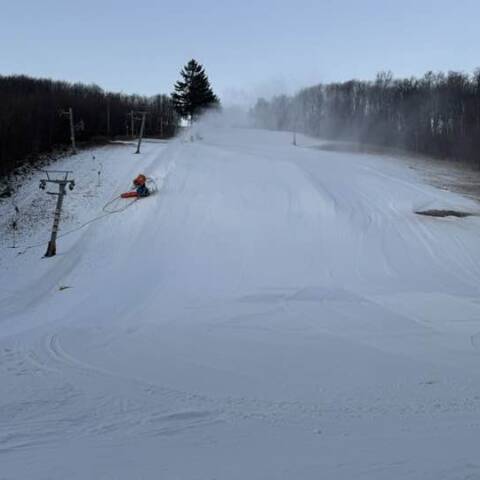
0, 75, 179, 178
251, 70, 480, 166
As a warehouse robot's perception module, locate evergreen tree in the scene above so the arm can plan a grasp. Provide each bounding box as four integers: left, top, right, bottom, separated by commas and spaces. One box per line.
172, 59, 219, 121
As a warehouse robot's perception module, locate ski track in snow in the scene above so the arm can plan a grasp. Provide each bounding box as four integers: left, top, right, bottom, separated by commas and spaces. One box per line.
1, 129, 480, 479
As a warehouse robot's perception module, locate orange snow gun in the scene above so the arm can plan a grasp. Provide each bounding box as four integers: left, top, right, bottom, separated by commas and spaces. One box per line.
121, 173, 150, 199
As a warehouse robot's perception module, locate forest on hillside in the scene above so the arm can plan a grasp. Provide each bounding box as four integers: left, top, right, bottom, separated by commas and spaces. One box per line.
252, 70, 480, 166
0, 75, 178, 179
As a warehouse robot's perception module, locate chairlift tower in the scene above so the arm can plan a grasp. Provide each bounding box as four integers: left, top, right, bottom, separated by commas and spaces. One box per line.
39, 170, 75, 258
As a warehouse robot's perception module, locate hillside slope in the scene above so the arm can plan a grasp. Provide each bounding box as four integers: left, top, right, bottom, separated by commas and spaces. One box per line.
1, 128, 480, 479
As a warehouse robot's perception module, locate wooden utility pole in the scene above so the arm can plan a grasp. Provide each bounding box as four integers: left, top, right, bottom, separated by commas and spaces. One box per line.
40, 170, 75, 258
61, 108, 77, 154
135, 111, 147, 154
127, 110, 135, 138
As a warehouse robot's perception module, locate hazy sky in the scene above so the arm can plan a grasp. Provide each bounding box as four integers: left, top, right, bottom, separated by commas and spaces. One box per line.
1, 0, 479, 105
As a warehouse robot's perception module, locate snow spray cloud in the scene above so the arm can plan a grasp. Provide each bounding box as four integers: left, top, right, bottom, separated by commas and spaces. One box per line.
182, 107, 254, 143
249, 69, 480, 163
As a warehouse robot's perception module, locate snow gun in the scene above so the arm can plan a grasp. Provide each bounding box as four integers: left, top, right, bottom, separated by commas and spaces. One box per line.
121, 174, 151, 199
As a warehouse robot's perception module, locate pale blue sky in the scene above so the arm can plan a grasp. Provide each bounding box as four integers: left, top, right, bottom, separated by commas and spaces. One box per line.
1, 0, 479, 104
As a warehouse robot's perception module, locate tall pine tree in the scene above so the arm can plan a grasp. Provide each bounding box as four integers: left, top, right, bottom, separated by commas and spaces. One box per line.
172, 59, 219, 122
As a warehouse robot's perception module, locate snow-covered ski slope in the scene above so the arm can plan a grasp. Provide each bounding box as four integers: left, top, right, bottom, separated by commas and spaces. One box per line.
1, 127, 480, 479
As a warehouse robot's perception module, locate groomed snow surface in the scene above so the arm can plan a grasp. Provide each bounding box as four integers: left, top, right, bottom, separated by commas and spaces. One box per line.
1, 127, 480, 479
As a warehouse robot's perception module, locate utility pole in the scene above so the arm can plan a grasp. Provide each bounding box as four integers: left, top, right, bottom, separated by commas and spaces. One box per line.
135, 111, 147, 154
127, 110, 135, 138
39, 170, 75, 258
61, 108, 77, 154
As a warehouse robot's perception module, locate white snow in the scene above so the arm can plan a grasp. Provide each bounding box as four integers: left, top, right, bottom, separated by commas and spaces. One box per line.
1, 127, 480, 479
